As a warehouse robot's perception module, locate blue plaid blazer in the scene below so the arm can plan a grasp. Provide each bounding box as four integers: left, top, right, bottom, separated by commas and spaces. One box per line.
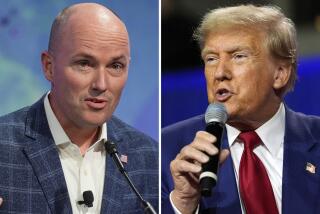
0, 96, 158, 213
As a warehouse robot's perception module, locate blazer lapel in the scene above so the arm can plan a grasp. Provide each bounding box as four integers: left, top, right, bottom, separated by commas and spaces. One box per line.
282, 108, 320, 213
22, 98, 72, 213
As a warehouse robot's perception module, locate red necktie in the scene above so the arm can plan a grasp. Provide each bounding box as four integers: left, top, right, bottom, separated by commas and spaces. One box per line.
238, 131, 278, 214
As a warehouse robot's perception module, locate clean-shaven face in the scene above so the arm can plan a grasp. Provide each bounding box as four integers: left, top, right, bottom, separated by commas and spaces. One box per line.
48, 8, 130, 129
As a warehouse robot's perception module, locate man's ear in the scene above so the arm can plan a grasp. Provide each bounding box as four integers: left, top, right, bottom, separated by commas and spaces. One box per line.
273, 62, 292, 90
41, 51, 54, 82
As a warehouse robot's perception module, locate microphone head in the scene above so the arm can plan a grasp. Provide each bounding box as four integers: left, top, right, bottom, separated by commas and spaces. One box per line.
104, 140, 117, 155
83, 191, 94, 207
205, 103, 228, 124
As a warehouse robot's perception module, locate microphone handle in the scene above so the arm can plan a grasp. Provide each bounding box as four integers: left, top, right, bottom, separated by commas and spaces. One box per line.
111, 152, 125, 173
200, 122, 224, 197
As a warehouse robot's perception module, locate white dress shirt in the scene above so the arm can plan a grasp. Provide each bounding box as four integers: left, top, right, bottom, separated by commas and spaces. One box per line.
44, 93, 106, 214
171, 103, 285, 214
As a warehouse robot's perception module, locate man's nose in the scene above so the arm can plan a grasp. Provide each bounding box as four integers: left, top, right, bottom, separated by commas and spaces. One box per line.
92, 68, 108, 92
214, 58, 232, 81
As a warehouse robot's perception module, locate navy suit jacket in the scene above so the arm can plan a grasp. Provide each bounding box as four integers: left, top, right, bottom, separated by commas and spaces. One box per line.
162, 107, 320, 213
0, 96, 158, 213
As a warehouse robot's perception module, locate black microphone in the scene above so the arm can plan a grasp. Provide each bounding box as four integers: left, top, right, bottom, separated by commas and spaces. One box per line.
199, 103, 228, 197
104, 140, 157, 214
77, 190, 94, 207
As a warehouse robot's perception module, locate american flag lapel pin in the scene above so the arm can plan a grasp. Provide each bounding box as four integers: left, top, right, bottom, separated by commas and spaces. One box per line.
120, 154, 128, 164
306, 162, 316, 174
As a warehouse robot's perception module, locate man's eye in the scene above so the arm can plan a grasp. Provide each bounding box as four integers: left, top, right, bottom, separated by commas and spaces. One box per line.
78, 60, 91, 67
233, 53, 248, 60
73, 60, 94, 72
107, 62, 127, 76
112, 63, 123, 70
205, 56, 218, 64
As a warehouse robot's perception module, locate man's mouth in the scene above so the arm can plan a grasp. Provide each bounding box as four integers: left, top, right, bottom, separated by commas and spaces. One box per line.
85, 97, 108, 109
215, 88, 232, 102
86, 98, 106, 103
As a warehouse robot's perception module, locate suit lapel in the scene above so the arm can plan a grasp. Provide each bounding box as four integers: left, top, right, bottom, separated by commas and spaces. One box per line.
282, 108, 320, 213
22, 97, 72, 213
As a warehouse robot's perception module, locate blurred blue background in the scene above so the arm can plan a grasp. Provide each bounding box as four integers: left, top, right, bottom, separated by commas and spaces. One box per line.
162, 0, 320, 127
0, 0, 159, 140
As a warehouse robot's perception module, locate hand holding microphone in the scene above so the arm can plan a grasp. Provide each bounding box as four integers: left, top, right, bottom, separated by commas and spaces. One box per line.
170, 103, 229, 213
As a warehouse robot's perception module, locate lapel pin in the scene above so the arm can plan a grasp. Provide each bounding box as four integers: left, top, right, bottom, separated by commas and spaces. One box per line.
120, 154, 128, 164
306, 162, 316, 174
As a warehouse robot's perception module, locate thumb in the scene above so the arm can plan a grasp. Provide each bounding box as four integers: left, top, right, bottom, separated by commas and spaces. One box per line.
219, 149, 230, 165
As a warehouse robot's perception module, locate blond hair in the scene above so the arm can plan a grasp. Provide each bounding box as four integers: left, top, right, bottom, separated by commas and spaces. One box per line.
194, 5, 297, 95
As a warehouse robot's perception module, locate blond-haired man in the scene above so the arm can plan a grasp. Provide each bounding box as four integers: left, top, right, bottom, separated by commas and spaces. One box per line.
162, 4, 320, 214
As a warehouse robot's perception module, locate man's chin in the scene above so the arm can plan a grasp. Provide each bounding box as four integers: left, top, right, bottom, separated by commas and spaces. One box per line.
81, 115, 111, 128
77, 122, 104, 131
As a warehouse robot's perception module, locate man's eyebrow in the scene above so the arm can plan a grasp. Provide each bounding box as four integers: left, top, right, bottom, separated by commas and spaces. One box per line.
71, 53, 96, 60
225, 46, 253, 54
201, 46, 253, 58
71, 53, 129, 62
110, 55, 129, 61
201, 49, 216, 59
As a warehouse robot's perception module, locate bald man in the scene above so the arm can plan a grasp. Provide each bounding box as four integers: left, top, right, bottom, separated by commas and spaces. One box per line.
0, 3, 158, 213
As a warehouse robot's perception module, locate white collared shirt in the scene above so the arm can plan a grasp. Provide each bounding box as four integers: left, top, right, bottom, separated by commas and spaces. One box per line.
44, 93, 106, 214
171, 103, 285, 214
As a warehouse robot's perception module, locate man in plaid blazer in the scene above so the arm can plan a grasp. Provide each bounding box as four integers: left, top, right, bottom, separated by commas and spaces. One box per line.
0, 97, 158, 213
0, 2, 158, 213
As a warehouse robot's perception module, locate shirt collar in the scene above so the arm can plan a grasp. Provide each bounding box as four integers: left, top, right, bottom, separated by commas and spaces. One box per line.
43, 92, 107, 147
226, 103, 285, 156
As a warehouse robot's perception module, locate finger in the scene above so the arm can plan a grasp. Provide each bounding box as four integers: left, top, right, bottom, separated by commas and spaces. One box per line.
193, 159, 202, 167
219, 149, 230, 165
185, 171, 201, 188
190, 132, 219, 156
177, 146, 211, 164
195, 131, 217, 143
0, 197, 3, 206
192, 160, 203, 177
170, 159, 202, 175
